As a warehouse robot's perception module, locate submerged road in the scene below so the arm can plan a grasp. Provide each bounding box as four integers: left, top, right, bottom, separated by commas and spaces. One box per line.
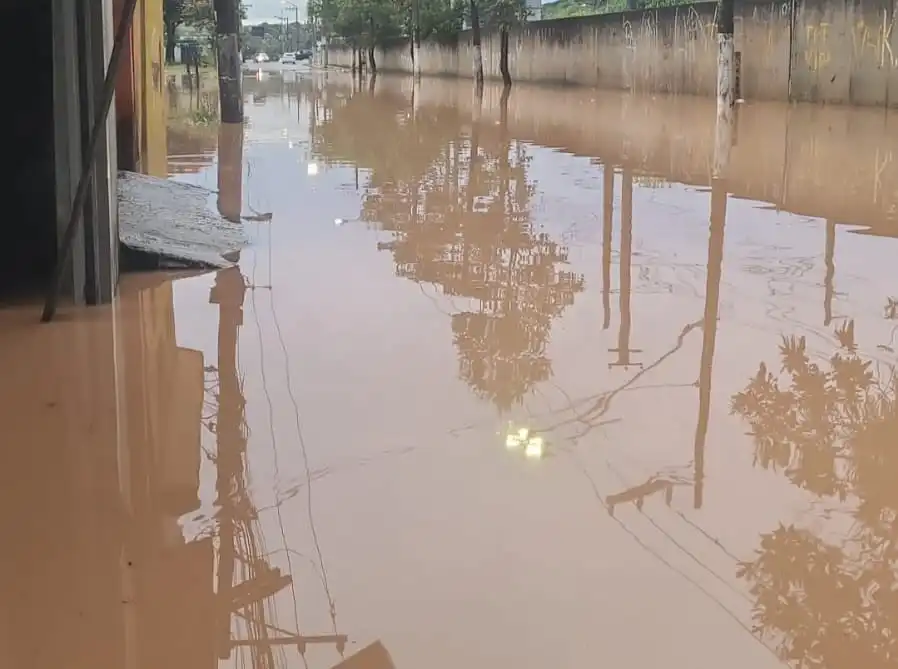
2, 70, 898, 669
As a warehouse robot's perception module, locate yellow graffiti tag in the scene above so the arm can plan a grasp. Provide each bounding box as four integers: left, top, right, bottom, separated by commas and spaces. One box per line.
852, 10, 896, 67
804, 22, 831, 71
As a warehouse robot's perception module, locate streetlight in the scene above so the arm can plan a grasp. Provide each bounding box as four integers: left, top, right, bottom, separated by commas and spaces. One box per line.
282, 0, 300, 51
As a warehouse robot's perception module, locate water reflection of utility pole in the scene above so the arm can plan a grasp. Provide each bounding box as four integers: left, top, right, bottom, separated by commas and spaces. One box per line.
210, 267, 249, 660
824, 219, 835, 326
602, 165, 614, 331
693, 113, 732, 510
218, 122, 244, 222
210, 268, 349, 666
609, 169, 642, 369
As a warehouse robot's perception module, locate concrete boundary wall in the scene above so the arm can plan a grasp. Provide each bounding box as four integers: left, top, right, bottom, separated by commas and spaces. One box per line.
327, 0, 898, 107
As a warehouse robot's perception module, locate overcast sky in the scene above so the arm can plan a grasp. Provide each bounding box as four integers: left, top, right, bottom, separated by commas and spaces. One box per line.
245, 0, 308, 21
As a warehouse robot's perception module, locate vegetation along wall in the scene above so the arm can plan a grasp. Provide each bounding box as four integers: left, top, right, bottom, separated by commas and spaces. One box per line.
327, 0, 898, 107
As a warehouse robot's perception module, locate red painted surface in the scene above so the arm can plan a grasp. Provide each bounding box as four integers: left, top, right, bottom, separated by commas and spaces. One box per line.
113, 0, 137, 170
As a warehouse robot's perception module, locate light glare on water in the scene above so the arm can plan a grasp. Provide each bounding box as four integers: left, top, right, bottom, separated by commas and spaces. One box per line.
2, 71, 898, 669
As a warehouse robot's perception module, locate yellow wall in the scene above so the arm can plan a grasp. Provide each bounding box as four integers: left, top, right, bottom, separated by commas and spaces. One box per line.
132, 0, 168, 176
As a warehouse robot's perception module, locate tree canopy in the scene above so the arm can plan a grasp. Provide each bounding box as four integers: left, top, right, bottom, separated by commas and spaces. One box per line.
308, 0, 529, 47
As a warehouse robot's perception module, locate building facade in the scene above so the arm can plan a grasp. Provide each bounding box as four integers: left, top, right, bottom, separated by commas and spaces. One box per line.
5, 0, 165, 306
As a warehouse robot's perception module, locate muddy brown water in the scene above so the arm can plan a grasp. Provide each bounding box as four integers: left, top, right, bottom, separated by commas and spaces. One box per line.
2, 70, 898, 668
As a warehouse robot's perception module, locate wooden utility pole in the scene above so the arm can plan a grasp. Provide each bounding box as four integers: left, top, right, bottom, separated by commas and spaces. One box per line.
215, 0, 244, 123
715, 0, 735, 125
217, 122, 244, 222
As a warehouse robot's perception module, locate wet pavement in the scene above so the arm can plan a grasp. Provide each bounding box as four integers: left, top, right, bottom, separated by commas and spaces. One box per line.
2, 69, 898, 668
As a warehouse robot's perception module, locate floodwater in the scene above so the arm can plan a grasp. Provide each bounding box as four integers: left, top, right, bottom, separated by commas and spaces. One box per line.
3, 70, 898, 669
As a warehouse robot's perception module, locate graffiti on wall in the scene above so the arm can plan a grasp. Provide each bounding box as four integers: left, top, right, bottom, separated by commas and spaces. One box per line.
851, 9, 897, 67
804, 22, 831, 70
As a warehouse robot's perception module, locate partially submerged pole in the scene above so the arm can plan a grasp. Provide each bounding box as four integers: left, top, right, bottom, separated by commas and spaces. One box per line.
217, 122, 244, 222
715, 0, 735, 126
214, 0, 244, 123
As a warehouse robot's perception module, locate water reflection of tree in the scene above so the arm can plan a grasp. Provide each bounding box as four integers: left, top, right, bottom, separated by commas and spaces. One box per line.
314, 88, 584, 411
731, 322, 898, 668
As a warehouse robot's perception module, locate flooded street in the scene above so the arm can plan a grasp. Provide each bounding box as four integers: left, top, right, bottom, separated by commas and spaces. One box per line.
3, 70, 898, 668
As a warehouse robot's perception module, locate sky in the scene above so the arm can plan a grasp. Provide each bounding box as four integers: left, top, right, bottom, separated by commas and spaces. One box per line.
245, 0, 308, 21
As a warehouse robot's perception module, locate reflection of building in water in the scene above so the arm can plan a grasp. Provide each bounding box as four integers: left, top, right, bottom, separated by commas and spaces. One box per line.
118, 279, 217, 669
0, 277, 213, 669
0, 272, 353, 669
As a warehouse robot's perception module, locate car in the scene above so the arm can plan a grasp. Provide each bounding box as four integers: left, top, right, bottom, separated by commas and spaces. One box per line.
280, 52, 297, 64
297, 49, 312, 61
254, 52, 269, 63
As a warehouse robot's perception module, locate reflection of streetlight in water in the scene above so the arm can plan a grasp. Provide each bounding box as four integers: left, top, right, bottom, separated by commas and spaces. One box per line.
504, 425, 545, 459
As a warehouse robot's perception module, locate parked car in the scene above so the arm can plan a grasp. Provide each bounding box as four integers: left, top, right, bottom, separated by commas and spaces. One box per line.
254, 52, 269, 63
297, 49, 312, 61
280, 52, 297, 64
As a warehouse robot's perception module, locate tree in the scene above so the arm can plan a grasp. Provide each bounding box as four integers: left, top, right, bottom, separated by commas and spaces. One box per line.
480, 0, 529, 86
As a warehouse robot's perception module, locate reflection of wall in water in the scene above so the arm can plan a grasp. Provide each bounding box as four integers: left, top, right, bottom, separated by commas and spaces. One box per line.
384, 80, 898, 237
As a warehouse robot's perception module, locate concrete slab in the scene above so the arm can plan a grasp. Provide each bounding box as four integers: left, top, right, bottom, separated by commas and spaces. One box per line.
118, 171, 248, 269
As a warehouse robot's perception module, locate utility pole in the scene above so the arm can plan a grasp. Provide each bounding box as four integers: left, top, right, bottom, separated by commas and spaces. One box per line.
283, 0, 300, 51
217, 122, 244, 222
215, 0, 244, 123
715, 0, 735, 128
